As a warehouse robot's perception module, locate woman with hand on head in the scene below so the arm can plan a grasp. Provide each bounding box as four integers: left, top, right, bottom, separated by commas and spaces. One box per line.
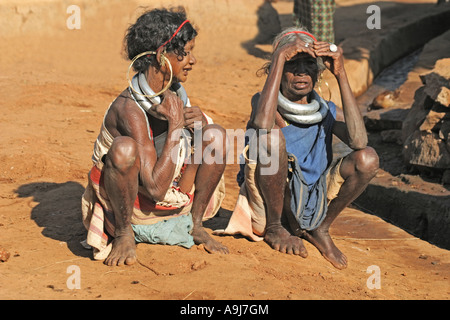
220, 27, 379, 270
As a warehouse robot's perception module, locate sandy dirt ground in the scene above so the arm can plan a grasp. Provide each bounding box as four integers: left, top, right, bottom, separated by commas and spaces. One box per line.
0, 0, 449, 301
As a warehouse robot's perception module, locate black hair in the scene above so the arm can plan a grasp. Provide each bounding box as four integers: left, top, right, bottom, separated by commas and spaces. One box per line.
124, 7, 198, 72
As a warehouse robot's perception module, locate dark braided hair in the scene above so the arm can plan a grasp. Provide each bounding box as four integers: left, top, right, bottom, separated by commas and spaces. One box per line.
124, 7, 198, 72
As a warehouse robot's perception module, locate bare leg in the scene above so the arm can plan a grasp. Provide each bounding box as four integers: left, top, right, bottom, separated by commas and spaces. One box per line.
102, 136, 140, 266
303, 147, 379, 269
255, 129, 307, 257
179, 124, 229, 254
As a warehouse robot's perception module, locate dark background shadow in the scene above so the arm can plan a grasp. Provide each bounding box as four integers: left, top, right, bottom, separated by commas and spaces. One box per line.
15, 181, 90, 258
243, 1, 450, 69
203, 207, 233, 231
241, 0, 282, 60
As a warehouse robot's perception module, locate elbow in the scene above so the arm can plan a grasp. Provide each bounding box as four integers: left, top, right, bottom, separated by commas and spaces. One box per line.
154, 188, 169, 203
349, 140, 367, 150
348, 136, 368, 150
152, 193, 165, 203
145, 186, 167, 203
250, 118, 274, 132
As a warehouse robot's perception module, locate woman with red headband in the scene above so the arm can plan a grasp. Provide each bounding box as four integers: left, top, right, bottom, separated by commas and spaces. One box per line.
219, 27, 379, 269
81, 7, 229, 266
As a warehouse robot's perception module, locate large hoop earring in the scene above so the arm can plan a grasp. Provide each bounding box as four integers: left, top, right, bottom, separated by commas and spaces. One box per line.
316, 73, 332, 102
126, 51, 173, 99
316, 73, 331, 101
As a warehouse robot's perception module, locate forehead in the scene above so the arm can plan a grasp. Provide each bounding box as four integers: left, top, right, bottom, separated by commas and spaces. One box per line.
184, 38, 195, 50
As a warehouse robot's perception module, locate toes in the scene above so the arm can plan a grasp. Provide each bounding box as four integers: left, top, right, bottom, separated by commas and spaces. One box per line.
340, 254, 348, 267
323, 252, 348, 269
104, 257, 116, 266
212, 244, 229, 254
117, 257, 126, 266
271, 242, 281, 251
279, 243, 288, 254
336, 260, 348, 270
104, 253, 136, 266
299, 248, 308, 258
125, 256, 137, 265
203, 241, 229, 254
295, 243, 308, 258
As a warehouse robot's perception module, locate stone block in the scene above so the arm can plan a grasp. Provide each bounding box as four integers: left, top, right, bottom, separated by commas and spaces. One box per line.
364, 108, 410, 131
403, 130, 450, 169
419, 108, 447, 132
436, 86, 450, 107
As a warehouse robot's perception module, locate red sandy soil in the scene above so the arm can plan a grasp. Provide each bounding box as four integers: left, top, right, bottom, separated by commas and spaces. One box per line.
0, 0, 448, 300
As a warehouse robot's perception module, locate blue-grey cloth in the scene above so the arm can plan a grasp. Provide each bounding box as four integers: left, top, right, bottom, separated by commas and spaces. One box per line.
287, 153, 328, 230
282, 100, 336, 230
236, 94, 337, 230
132, 214, 195, 248
281, 100, 336, 186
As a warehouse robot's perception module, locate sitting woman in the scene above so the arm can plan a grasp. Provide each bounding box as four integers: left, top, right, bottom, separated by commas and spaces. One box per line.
218, 27, 379, 269
82, 7, 228, 266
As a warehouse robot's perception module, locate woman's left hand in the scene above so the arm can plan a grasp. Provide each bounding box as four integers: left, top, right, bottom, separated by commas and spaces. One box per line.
184, 105, 207, 130
313, 41, 345, 78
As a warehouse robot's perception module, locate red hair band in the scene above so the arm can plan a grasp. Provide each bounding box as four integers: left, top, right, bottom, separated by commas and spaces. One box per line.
274, 30, 317, 50
157, 19, 190, 52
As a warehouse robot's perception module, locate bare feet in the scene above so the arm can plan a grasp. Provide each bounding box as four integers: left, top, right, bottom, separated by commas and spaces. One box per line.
192, 226, 229, 254
264, 224, 308, 257
104, 234, 137, 266
303, 228, 347, 269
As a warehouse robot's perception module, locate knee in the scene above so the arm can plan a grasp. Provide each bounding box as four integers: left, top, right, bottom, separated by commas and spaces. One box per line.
202, 124, 228, 155
106, 136, 139, 173
203, 124, 226, 143
354, 146, 379, 177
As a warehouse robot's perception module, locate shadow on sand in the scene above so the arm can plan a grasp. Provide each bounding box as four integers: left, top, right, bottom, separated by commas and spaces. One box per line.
15, 181, 90, 258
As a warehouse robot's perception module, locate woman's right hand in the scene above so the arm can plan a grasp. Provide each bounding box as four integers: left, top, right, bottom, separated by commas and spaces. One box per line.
155, 90, 184, 128
275, 37, 317, 63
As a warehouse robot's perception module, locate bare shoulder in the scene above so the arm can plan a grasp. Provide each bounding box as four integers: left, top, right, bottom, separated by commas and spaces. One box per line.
108, 89, 142, 119
105, 89, 147, 137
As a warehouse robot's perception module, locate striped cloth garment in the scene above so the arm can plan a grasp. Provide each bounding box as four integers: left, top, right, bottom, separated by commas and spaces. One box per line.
293, 0, 336, 43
